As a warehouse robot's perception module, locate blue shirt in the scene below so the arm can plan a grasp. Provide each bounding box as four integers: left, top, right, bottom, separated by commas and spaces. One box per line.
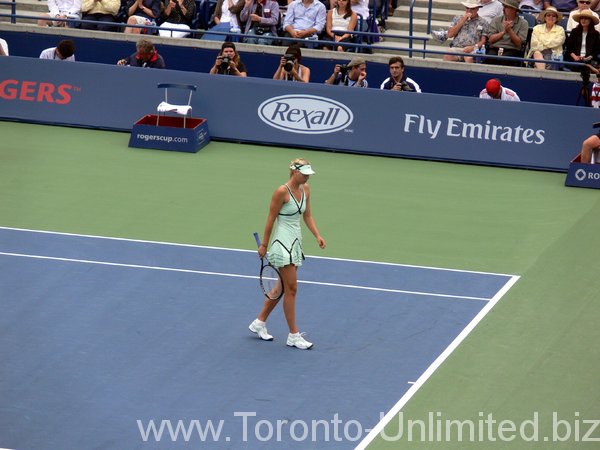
283, 0, 326, 33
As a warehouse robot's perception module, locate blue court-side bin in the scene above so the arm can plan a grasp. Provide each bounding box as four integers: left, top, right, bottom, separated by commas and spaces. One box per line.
565, 153, 600, 189
129, 114, 210, 153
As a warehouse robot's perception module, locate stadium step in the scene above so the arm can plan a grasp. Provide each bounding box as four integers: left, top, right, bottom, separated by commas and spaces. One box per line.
0, 0, 48, 24
374, 0, 463, 59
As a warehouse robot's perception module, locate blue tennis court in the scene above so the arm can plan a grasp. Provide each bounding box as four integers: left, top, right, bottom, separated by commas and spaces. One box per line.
0, 227, 518, 450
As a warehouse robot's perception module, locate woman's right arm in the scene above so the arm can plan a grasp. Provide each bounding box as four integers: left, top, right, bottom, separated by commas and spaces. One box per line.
273, 57, 285, 79
325, 10, 333, 38
259, 186, 286, 257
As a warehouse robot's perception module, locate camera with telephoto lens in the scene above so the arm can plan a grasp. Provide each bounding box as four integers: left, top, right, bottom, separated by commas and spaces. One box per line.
220, 56, 231, 70
339, 64, 349, 76
283, 54, 296, 72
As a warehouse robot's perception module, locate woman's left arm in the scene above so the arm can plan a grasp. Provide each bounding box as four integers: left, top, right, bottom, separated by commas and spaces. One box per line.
302, 184, 326, 249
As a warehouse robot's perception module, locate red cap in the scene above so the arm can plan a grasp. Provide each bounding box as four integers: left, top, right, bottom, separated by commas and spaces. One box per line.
485, 79, 501, 97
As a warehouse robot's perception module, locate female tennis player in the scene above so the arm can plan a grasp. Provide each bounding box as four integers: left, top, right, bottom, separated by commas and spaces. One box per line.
249, 158, 326, 349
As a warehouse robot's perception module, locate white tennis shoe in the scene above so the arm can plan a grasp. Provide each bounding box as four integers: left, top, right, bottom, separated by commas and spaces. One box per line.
287, 332, 313, 350
431, 29, 448, 42
249, 319, 273, 341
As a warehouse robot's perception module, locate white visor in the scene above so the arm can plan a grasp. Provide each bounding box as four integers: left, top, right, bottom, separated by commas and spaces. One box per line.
291, 164, 316, 175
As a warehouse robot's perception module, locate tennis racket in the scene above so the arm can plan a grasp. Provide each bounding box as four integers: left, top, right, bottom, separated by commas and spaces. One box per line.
253, 232, 284, 301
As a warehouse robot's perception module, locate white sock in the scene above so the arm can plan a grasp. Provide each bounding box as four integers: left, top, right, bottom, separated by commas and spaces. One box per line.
255, 319, 266, 326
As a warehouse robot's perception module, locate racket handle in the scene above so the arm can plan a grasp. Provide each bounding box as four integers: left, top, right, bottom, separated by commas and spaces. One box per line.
253, 232, 262, 248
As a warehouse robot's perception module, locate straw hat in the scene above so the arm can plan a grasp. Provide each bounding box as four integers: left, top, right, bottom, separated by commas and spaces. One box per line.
573, 8, 600, 25
539, 6, 563, 22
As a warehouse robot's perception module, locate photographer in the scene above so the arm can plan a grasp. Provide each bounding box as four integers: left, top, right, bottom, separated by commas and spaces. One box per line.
209, 42, 247, 76
380, 56, 421, 92
117, 39, 165, 68
325, 57, 368, 87
273, 45, 311, 82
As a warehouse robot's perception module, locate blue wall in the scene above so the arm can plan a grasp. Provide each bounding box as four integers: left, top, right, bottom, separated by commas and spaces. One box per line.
0, 56, 595, 171
2, 29, 590, 106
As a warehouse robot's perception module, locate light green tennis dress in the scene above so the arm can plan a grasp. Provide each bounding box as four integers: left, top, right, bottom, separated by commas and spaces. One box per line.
268, 184, 306, 268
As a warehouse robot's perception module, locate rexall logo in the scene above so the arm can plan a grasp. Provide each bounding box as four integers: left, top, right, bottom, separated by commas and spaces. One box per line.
258, 95, 353, 134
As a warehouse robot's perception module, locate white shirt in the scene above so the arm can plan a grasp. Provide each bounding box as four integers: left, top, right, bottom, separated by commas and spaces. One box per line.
478, 0, 503, 23
0, 38, 8, 56
47, 0, 82, 17
479, 86, 520, 101
351, 0, 369, 20
219, 0, 239, 27
39, 47, 76, 61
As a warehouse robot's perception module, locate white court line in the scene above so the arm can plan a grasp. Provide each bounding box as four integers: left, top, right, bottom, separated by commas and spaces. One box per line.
0, 252, 492, 301
0, 226, 517, 278
354, 274, 520, 450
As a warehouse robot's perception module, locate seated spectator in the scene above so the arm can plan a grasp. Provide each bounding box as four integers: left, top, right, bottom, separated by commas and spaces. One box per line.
380, 56, 421, 92
241, 0, 280, 45
350, 0, 368, 32
519, 0, 543, 10
592, 73, 600, 107
567, 0, 600, 31
479, 0, 504, 22
543, 0, 577, 12
209, 42, 247, 76
579, 127, 600, 162
325, 56, 367, 86
39, 40, 76, 60
159, 0, 195, 37
0, 37, 8, 56
527, 6, 566, 69
80, 0, 120, 31
273, 44, 311, 81
485, 0, 529, 65
124, 0, 161, 34
323, 0, 358, 52
479, 78, 520, 100
117, 38, 166, 67
444, 0, 489, 63
565, 9, 600, 68
203, 0, 245, 41
37, 0, 82, 27
283, 0, 327, 47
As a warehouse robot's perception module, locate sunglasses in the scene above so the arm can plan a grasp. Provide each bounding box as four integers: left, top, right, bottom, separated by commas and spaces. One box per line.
579, 1, 591, 3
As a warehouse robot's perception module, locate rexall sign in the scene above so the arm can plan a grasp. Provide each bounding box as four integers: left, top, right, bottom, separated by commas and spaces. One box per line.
258, 94, 353, 134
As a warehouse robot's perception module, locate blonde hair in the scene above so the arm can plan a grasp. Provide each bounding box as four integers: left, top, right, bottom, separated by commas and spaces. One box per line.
289, 158, 310, 176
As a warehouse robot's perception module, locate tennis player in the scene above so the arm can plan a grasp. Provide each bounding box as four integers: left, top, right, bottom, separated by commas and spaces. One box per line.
249, 158, 326, 349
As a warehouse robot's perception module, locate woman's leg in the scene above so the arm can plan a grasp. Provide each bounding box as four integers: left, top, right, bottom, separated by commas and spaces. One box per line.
533, 51, 546, 70
580, 135, 600, 163
278, 264, 299, 333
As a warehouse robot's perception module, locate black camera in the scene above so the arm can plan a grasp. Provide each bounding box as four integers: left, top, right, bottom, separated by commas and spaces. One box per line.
398, 81, 415, 92
283, 53, 296, 72
220, 56, 231, 70
339, 64, 349, 76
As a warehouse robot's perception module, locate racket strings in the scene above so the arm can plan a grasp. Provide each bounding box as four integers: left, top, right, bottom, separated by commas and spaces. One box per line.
261, 265, 283, 300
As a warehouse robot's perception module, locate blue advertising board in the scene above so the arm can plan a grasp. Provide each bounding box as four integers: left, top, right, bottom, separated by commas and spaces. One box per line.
565, 154, 600, 189
0, 56, 597, 171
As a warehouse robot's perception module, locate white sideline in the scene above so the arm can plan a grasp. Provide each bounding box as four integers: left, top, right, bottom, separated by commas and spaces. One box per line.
0, 251, 493, 301
354, 274, 520, 450
0, 226, 517, 277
